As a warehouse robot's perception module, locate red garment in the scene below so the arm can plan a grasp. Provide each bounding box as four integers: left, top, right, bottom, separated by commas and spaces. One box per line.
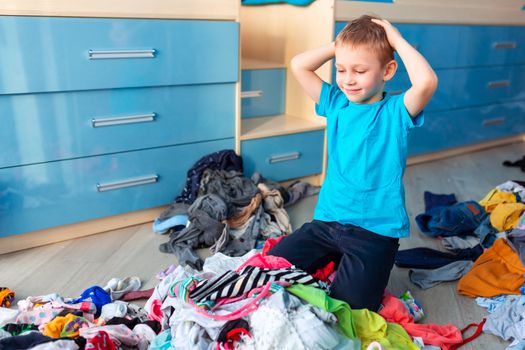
86, 331, 116, 350
312, 261, 335, 281
261, 236, 285, 256
379, 291, 462, 350
262, 235, 336, 282
236, 253, 292, 271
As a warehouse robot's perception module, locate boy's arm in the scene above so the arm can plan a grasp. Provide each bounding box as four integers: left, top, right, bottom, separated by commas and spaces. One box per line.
372, 19, 438, 117
290, 42, 335, 104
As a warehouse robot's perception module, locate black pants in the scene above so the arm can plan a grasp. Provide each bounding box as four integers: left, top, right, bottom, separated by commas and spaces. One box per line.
268, 220, 399, 311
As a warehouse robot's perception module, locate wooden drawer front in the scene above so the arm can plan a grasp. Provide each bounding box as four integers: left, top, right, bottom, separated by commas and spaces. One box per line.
0, 138, 234, 236
0, 16, 239, 94
241, 69, 286, 118
408, 101, 525, 156
0, 84, 235, 168
241, 131, 324, 181
387, 65, 525, 112
335, 22, 525, 71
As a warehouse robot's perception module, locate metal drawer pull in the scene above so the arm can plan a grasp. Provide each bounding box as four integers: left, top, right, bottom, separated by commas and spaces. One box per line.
91, 113, 156, 128
482, 117, 506, 126
493, 42, 517, 49
241, 90, 264, 98
487, 80, 511, 89
268, 152, 301, 164
96, 174, 159, 192
88, 49, 156, 60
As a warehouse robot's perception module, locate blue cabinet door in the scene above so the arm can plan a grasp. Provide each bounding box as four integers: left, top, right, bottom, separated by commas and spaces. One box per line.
0, 17, 239, 94
0, 138, 234, 236
0, 84, 236, 168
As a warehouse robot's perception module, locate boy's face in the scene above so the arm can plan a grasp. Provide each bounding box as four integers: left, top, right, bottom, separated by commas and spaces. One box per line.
335, 44, 391, 104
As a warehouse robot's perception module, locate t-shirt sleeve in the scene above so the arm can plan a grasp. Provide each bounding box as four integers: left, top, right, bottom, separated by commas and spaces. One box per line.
395, 92, 424, 131
315, 82, 347, 118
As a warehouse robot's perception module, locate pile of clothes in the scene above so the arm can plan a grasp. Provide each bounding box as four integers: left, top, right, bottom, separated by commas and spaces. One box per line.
395, 180, 525, 349
153, 149, 319, 270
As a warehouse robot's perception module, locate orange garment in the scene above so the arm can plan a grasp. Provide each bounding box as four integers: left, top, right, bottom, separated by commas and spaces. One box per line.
379, 291, 462, 350
457, 238, 525, 297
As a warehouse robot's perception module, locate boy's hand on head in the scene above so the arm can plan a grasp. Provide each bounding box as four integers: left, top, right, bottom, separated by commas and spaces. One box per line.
371, 18, 403, 50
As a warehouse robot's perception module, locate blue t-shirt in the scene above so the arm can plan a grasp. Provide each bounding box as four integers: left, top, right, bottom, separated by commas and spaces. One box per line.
314, 82, 424, 238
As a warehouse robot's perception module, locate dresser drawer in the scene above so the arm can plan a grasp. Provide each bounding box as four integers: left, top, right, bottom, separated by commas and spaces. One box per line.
0, 138, 234, 236
0, 84, 235, 168
408, 101, 525, 155
241, 131, 324, 181
336, 22, 525, 71
0, 16, 239, 94
241, 69, 286, 118
387, 65, 525, 112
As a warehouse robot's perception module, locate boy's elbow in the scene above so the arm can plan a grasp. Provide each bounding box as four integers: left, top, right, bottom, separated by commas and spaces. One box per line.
422, 73, 438, 96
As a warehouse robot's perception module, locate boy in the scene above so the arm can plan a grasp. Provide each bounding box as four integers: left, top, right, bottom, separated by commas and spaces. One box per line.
268, 15, 438, 311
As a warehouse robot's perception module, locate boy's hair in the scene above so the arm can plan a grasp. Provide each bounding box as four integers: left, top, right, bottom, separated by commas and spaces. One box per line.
335, 15, 394, 66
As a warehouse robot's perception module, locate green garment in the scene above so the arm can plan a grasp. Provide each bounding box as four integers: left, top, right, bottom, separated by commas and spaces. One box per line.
287, 284, 357, 339
287, 284, 418, 350
352, 308, 419, 350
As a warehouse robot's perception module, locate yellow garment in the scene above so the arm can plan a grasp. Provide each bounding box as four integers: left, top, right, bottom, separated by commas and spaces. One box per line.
490, 203, 525, 232
42, 313, 77, 338
352, 308, 419, 350
480, 189, 517, 213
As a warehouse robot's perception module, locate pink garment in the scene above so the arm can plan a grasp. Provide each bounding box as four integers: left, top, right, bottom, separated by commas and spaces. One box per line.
379, 291, 462, 350
235, 253, 292, 272
147, 299, 163, 324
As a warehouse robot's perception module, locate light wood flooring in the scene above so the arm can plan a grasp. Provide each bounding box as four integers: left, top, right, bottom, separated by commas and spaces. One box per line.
2, 141, 525, 349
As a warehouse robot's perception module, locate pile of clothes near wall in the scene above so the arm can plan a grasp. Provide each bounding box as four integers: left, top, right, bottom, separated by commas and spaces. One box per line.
152, 149, 320, 270
395, 180, 525, 350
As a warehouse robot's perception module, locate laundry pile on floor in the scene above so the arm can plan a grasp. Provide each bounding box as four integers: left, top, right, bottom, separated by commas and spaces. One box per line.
153, 149, 319, 270
395, 180, 525, 350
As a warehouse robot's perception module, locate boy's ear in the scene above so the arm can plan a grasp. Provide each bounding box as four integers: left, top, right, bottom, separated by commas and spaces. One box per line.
383, 59, 397, 81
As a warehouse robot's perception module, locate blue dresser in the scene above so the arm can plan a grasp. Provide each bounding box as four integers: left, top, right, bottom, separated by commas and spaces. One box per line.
334, 21, 525, 156
0, 16, 239, 236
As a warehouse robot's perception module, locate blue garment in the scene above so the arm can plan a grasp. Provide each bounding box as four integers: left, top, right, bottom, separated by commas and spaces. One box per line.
395, 245, 483, 269
314, 82, 423, 238
424, 191, 457, 212
415, 201, 486, 237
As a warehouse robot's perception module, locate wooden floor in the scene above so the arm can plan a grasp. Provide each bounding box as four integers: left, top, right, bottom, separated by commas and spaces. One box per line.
2, 141, 525, 349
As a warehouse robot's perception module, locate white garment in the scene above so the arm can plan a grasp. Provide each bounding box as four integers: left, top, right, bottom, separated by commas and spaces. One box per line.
27, 339, 79, 350
202, 250, 257, 275
0, 307, 18, 327
100, 300, 128, 321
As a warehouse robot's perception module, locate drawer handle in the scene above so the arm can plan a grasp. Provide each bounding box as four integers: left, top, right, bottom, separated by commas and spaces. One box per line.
268, 152, 301, 164
389, 90, 403, 96
96, 174, 159, 192
482, 117, 506, 126
91, 113, 156, 128
88, 49, 156, 60
241, 90, 264, 98
493, 42, 517, 49
487, 80, 511, 89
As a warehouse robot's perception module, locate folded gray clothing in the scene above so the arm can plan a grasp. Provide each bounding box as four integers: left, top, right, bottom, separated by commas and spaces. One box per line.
202, 169, 259, 217
441, 235, 480, 250
284, 180, 321, 207
409, 260, 473, 289
159, 194, 229, 269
